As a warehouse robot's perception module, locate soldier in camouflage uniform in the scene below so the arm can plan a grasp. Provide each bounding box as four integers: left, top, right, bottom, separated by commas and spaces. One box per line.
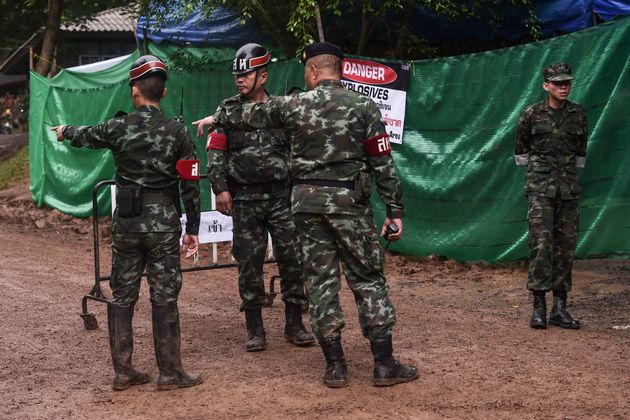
515, 62, 587, 330
52, 55, 203, 390
196, 42, 417, 388
201, 44, 314, 352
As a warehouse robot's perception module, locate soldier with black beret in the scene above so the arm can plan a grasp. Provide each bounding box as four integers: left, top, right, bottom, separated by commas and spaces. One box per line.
515, 62, 588, 330
52, 55, 203, 390
195, 41, 417, 388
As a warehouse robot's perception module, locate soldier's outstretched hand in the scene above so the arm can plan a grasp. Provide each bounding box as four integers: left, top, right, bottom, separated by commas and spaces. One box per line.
181, 233, 200, 259
50, 126, 66, 142
381, 217, 403, 241
192, 116, 215, 138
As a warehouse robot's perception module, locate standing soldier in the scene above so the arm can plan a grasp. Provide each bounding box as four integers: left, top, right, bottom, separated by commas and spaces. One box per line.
515, 62, 587, 330
203, 43, 314, 351
195, 42, 417, 388
52, 55, 203, 390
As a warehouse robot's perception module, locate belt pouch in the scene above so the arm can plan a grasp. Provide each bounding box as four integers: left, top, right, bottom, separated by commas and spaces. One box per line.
353, 172, 372, 204
117, 185, 143, 217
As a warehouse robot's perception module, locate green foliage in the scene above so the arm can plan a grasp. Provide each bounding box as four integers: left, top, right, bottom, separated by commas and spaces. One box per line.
0, 0, 135, 62
144, 0, 538, 61
0, 146, 29, 190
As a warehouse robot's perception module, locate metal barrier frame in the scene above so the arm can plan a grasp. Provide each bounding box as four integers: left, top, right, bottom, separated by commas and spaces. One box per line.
80, 180, 279, 330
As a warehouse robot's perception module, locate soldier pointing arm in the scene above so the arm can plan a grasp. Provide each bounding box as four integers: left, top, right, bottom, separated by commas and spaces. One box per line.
195, 42, 416, 388
53, 55, 203, 391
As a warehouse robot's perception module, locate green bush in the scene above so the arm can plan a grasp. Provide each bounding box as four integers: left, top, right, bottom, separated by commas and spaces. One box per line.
0, 146, 29, 190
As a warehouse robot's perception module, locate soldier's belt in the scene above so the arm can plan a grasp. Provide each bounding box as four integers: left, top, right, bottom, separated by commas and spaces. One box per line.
143, 191, 177, 205
293, 179, 354, 190
228, 180, 289, 195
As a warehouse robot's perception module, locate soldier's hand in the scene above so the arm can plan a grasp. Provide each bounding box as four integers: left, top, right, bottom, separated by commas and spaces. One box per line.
381, 217, 403, 241
192, 116, 215, 138
215, 191, 233, 216
181, 233, 199, 259
50, 126, 66, 142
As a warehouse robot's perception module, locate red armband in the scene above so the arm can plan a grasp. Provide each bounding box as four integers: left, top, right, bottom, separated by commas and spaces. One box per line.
206, 132, 228, 151
176, 159, 200, 181
362, 134, 391, 156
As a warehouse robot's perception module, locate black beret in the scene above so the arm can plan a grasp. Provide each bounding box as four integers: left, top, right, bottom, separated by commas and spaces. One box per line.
301, 42, 344, 64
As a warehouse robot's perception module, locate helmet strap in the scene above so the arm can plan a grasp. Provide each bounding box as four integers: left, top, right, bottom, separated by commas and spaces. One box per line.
243, 69, 261, 100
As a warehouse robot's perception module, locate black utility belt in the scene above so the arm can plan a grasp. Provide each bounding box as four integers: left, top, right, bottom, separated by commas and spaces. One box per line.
293, 179, 354, 190
229, 180, 289, 195
117, 185, 176, 217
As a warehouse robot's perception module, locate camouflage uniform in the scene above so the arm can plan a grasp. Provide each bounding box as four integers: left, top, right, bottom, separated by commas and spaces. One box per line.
64, 105, 200, 304
515, 99, 588, 293
206, 94, 307, 312
213, 79, 404, 341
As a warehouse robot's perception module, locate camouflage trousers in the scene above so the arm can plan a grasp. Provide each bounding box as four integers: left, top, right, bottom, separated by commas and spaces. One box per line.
231, 196, 307, 311
527, 194, 579, 292
110, 231, 182, 305
293, 212, 396, 342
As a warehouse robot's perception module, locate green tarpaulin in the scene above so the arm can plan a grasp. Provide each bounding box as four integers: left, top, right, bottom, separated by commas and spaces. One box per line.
29, 18, 630, 262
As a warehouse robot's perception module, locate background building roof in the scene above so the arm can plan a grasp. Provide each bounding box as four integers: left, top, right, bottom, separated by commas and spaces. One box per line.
61, 5, 136, 33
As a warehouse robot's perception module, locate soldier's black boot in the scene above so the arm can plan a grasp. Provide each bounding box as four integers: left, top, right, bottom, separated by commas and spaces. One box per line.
320, 337, 348, 388
244, 308, 267, 352
370, 336, 418, 387
284, 303, 315, 347
549, 291, 581, 329
530, 291, 548, 329
152, 302, 203, 390
107, 303, 150, 391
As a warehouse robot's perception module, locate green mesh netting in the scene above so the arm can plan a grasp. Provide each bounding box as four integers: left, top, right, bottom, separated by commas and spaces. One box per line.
29, 18, 630, 262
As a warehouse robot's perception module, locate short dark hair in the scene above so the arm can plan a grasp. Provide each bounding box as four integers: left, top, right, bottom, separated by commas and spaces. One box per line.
310, 54, 342, 75
133, 76, 165, 101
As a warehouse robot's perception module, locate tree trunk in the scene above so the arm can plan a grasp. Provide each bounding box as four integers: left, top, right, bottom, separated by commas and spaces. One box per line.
34, 0, 63, 76
356, 1, 370, 55
314, 2, 325, 42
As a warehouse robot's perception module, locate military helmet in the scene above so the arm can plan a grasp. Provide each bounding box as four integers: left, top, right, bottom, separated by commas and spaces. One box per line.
232, 43, 271, 75
129, 55, 167, 86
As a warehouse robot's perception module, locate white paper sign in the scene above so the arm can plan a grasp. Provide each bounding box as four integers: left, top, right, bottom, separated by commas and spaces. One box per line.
180, 211, 233, 244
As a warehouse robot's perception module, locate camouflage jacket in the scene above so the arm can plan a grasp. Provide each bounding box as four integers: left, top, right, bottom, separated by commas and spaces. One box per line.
213, 79, 404, 218
515, 99, 588, 199
63, 105, 200, 234
206, 93, 290, 201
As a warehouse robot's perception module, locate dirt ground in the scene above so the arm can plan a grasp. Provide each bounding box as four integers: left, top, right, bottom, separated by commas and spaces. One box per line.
0, 179, 628, 420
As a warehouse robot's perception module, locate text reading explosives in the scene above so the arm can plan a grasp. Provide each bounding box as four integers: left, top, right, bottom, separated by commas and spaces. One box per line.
342, 59, 397, 85
341, 80, 389, 100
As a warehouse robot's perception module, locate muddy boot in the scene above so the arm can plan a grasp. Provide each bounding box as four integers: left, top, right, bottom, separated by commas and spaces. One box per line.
152, 302, 203, 390
244, 308, 267, 352
320, 337, 348, 388
370, 336, 418, 387
530, 291, 548, 329
107, 303, 150, 391
284, 303, 315, 347
549, 291, 581, 329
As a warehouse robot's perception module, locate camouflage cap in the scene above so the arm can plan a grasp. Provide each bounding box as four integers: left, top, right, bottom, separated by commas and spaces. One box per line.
543, 62, 574, 82
301, 42, 344, 65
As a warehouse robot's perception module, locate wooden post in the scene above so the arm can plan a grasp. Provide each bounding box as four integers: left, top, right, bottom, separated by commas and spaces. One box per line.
315, 2, 325, 42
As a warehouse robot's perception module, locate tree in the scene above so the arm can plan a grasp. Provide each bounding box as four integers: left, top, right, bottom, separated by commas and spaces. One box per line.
35, 0, 63, 76
141, 0, 538, 59
0, 0, 134, 76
